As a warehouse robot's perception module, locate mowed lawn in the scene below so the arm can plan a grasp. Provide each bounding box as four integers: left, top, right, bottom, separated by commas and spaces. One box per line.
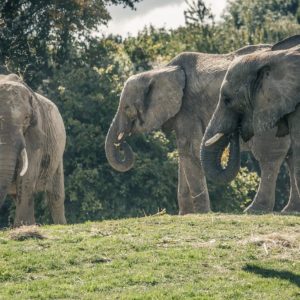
0, 214, 299, 299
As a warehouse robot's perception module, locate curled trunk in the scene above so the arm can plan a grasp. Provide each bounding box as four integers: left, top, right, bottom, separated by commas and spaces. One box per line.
200, 131, 240, 184
105, 115, 135, 172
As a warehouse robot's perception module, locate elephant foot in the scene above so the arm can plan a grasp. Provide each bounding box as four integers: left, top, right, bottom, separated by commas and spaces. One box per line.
178, 193, 211, 214
281, 202, 300, 213
52, 214, 67, 225
179, 210, 193, 215
192, 193, 211, 214
178, 202, 211, 215
13, 219, 36, 228
14, 203, 36, 227
53, 217, 67, 225
178, 202, 195, 215
244, 201, 273, 214
193, 205, 211, 214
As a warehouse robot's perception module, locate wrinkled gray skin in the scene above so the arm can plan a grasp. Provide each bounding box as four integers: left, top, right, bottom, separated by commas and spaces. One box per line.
0, 74, 66, 226
201, 35, 300, 213
106, 44, 295, 214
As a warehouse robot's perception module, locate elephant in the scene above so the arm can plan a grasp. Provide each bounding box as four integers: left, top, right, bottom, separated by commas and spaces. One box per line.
0, 74, 66, 226
201, 35, 300, 213
105, 43, 297, 214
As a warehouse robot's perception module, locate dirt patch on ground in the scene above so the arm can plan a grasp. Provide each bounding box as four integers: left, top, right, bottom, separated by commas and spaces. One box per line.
246, 232, 299, 247
9, 226, 46, 241
240, 231, 300, 256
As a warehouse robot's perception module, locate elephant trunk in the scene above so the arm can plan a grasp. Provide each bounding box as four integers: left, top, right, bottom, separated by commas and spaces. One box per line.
201, 129, 240, 184
200, 104, 241, 184
0, 135, 25, 207
105, 114, 135, 172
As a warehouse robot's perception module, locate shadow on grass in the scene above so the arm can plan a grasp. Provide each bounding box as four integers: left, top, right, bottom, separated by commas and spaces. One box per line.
243, 264, 300, 287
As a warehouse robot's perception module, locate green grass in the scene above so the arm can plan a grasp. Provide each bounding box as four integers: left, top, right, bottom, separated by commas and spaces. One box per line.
0, 214, 299, 299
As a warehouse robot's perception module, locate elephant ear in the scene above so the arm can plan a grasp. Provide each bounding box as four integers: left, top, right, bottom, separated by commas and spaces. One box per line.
25, 92, 44, 150
272, 35, 300, 51
142, 65, 185, 131
252, 50, 300, 135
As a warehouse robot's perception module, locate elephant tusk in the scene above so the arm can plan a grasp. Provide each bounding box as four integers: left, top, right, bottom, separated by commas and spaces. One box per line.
20, 148, 28, 177
205, 133, 224, 147
118, 132, 124, 141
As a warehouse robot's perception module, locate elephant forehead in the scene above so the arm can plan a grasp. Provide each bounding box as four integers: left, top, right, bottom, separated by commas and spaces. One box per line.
0, 98, 23, 120
0, 83, 30, 114
124, 76, 147, 93
226, 63, 250, 85
0, 81, 29, 97
10, 104, 23, 119
0, 74, 22, 83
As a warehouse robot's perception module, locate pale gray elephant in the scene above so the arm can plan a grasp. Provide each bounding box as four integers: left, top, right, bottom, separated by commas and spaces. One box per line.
105, 44, 296, 214
0, 74, 66, 226
201, 35, 300, 213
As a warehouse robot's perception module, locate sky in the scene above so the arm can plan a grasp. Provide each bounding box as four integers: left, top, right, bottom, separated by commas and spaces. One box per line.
102, 0, 227, 37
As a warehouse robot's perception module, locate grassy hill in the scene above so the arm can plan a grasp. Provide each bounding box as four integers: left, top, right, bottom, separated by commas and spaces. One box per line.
0, 214, 299, 299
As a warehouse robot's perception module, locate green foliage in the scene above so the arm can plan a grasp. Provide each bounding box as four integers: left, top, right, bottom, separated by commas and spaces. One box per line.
222, 0, 300, 48
0, 0, 140, 87
123, 26, 185, 71
0, 215, 299, 298
227, 0, 299, 29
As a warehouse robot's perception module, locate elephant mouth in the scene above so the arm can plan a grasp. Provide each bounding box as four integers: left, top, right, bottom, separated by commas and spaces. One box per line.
240, 131, 252, 142
240, 120, 254, 142
116, 119, 136, 146
126, 109, 146, 135
130, 110, 145, 134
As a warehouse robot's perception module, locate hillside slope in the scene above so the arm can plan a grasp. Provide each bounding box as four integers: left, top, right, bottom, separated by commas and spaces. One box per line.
0, 214, 299, 299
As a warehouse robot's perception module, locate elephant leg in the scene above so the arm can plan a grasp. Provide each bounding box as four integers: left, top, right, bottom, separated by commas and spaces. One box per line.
282, 152, 300, 212
176, 117, 210, 213
287, 108, 300, 211
294, 148, 300, 202
14, 179, 36, 227
245, 131, 289, 213
245, 161, 281, 212
180, 155, 210, 213
46, 162, 66, 224
14, 150, 41, 227
178, 158, 194, 215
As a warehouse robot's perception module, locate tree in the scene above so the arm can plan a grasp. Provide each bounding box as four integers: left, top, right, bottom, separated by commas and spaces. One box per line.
184, 0, 214, 25
0, 0, 140, 87
224, 0, 300, 45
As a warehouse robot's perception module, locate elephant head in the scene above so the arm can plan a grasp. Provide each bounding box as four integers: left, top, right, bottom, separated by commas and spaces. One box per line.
0, 74, 42, 206
201, 35, 300, 183
105, 65, 185, 172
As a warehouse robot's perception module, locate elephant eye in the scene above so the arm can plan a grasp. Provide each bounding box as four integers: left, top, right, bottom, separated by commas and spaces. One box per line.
224, 97, 231, 106
24, 115, 30, 124
125, 105, 138, 120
